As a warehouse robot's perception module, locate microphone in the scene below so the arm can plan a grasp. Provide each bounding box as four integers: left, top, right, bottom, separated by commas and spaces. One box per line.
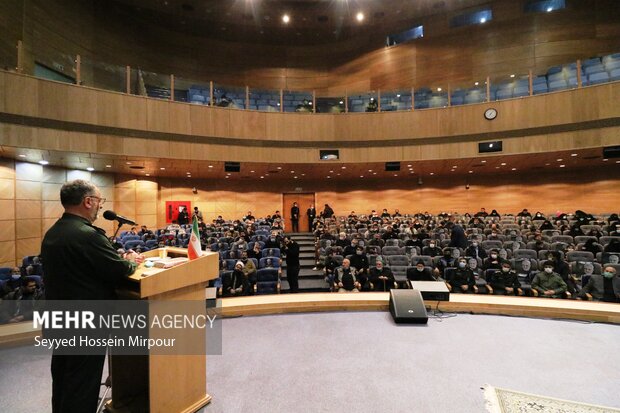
103, 210, 137, 226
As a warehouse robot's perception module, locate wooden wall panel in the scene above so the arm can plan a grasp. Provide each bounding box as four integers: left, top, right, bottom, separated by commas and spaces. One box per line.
0, 221, 15, 242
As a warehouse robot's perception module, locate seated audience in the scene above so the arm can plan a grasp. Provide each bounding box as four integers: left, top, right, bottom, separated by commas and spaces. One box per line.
447, 257, 477, 293
349, 245, 369, 288
240, 251, 258, 294
487, 261, 521, 296
577, 266, 620, 303
531, 261, 567, 298
465, 241, 487, 259
369, 259, 395, 292
223, 261, 250, 296
334, 259, 360, 292
407, 260, 436, 281
422, 241, 442, 257
0, 278, 43, 323
483, 249, 503, 271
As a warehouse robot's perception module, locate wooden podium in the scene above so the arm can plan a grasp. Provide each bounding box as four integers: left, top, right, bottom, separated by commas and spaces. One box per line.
107, 247, 219, 413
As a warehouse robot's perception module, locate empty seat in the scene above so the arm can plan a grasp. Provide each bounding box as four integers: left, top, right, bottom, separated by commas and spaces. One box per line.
388, 255, 409, 267
548, 79, 568, 91
513, 249, 538, 260
566, 251, 594, 262
496, 88, 513, 100
513, 86, 529, 97
256, 268, 280, 295
582, 57, 601, 67
610, 68, 620, 81
382, 246, 404, 256
588, 71, 610, 84
390, 265, 409, 283
584, 64, 605, 75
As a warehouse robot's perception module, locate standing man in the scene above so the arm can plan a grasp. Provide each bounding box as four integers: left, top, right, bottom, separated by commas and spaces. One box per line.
307, 204, 316, 232
291, 202, 300, 233
283, 236, 300, 293
177, 206, 189, 225
192, 206, 203, 223
41, 180, 140, 413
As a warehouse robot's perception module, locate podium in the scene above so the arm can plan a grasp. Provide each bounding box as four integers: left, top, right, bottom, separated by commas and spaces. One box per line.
107, 247, 219, 413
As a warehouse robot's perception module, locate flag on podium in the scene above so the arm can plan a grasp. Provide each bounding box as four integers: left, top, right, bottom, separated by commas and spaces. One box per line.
188, 216, 203, 260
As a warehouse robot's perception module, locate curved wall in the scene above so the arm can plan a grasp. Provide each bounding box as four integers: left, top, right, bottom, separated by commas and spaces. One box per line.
1, 71, 619, 163
1, 0, 620, 93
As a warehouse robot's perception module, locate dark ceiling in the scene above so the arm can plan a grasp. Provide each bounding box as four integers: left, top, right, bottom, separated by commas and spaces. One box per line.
102, 0, 490, 45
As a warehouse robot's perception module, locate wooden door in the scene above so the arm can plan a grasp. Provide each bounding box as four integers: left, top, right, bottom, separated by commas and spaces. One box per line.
282, 193, 315, 233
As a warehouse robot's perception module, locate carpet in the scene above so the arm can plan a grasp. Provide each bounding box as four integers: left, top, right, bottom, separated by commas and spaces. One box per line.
483, 385, 620, 413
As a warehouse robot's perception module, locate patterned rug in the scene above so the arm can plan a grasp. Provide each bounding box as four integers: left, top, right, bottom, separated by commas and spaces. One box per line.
482, 385, 620, 413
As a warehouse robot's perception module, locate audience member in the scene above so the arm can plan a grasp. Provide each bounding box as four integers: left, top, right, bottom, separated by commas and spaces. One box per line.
223, 261, 249, 296
531, 261, 567, 298
488, 261, 521, 296
0, 278, 43, 323
447, 257, 477, 293
577, 266, 620, 302
334, 259, 360, 292
369, 259, 395, 292
407, 260, 435, 281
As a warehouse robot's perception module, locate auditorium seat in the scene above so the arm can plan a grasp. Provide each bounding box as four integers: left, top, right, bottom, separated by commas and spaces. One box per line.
387, 255, 409, 267
0, 267, 12, 280
513, 249, 538, 260
390, 265, 409, 283
513, 85, 529, 97
548, 79, 568, 91
584, 63, 605, 76
124, 240, 145, 250
588, 71, 610, 84
262, 248, 281, 258
255, 268, 280, 294
566, 251, 594, 262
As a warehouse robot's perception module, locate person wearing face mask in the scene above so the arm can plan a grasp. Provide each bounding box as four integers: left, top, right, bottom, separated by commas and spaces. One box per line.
422, 241, 442, 257
483, 249, 503, 271
487, 262, 522, 296
349, 245, 369, 288
465, 240, 487, 259
577, 266, 620, 302
369, 259, 395, 292
240, 251, 257, 294
0, 267, 24, 298
407, 260, 436, 281
546, 251, 573, 293
447, 258, 477, 293
335, 259, 360, 292
248, 243, 262, 261
336, 232, 349, 248
264, 232, 281, 249
368, 233, 386, 248
434, 249, 456, 277
405, 235, 424, 250
343, 239, 360, 257
531, 261, 567, 298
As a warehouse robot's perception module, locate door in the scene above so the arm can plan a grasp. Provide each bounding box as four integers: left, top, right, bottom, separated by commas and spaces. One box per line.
282, 193, 315, 233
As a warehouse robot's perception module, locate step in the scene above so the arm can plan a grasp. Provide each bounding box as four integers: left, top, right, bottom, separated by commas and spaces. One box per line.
280, 279, 330, 292
282, 259, 316, 268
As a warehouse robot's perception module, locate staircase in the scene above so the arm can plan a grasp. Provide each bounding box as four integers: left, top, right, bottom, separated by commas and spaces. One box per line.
281, 233, 330, 293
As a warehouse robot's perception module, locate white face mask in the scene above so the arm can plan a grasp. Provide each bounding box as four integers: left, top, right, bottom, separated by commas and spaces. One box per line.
416, 267, 424, 272
544, 267, 553, 274
502, 267, 510, 273
491, 254, 498, 259
429, 244, 435, 248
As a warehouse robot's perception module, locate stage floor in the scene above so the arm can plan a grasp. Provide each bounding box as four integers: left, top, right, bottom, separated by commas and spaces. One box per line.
1, 311, 619, 413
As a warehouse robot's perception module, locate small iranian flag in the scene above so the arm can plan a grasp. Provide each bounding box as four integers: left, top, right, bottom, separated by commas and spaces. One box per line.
187, 216, 203, 260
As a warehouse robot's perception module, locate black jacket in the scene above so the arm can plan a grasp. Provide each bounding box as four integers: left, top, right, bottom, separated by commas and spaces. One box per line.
369, 267, 395, 291
407, 267, 435, 281
283, 241, 300, 267
41, 213, 136, 300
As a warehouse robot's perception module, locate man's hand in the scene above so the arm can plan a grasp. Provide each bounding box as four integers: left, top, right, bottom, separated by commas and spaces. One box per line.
338, 282, 343, 288
544, 290, 555, 296
461, 285, 469, 291
505, 287, 514, 294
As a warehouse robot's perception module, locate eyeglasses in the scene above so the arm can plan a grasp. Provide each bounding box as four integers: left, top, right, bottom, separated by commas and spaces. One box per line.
85, 195, 106, 205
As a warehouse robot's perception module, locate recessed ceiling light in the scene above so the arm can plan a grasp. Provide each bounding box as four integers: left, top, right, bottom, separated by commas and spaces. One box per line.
373, 172, 377, 175
511, 168, 517, 171
225, 176, 229, 179
481, 160, 486, 163
474, 82, 479, 86
337, 173, 341, 176
18, 154, 26, 158
500, 162, 506, 166
260, 176, 264, 179
330, 170, 334, 173
437, 87, 442, 92
430, 172, 434, 175
545, 163, 551, 166
39, 160, 49, 165
559, 164, 566, 168
250, 170, 255, 173
277, 166, 282, 169
546, 7, 553, 12
368, 169, 372, 172
146, 173, 150, 176
510, 74, 515, 78
327, 176, 331, 179
208, 165, 213, 168
282, 14, 290, 23
616, 160, 620, 164
126, 162, 132, 165
393, 174, 398, 177
356, 12, 364, 22
407, 164, 412, 167
86, 167, 94, 171
571, 153, 578, 157
468, 170, 473, 173
160, 167, 165, 170
341, 166, 346, 169
452, 165, 457, 168
294, 176, 298, 179
360, 175, 364, 178
105, 165, 112, 168
301, 173, 305, 176
480, 17, 487, 23
290, 171, 295, 173
603, 159, 609, 161
556, 158, 563, 162
495, 166, 500, 169
187, 172, 191, 174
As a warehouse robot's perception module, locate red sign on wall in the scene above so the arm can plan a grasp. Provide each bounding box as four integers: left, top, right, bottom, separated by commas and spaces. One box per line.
165, 201, 191, 224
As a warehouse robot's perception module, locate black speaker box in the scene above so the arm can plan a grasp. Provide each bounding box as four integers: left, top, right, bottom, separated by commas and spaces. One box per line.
389, 289, 428, 324
385, 162, 401, 171
224, 162, 240, 172
603, 146, 620, 159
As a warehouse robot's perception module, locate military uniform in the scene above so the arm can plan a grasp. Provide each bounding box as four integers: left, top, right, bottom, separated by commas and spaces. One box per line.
42, 213, 137, 413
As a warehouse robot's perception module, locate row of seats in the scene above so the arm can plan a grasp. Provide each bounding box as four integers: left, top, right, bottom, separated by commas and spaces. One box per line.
180, 51, 619, 112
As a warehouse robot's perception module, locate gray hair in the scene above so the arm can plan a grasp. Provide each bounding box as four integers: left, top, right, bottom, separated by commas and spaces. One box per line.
60, 180, 97, 207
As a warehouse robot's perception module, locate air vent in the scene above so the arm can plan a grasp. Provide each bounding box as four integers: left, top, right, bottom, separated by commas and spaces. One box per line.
583, 155, 600, 160
317, 15, 329, 23
129, 165, 144, 170
268, 170, 280, 174
472, 164, 485, 168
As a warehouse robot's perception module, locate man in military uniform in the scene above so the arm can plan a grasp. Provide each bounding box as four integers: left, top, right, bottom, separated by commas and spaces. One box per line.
41, 180, 139, 413
531, 260, 568, 298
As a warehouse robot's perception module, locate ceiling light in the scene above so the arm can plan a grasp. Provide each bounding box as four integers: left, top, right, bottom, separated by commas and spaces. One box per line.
208, 165, 213, 168
339, 101, 343, 104
225, 176, 229, 179
556, 158, 563, 162
616, 160, 620, 164
146, 173, 150, 176
86, 167, 94, 171
500, 162, 507, 166
160, 167, 165, 170
373, 172, 377, 175
290, 171, 295, 173
481, 160, 486, 163
277, 166, 282, 169
329, 170, 334, 173
341, 166, 346, 169
368, 169, 372, 172
469, 170, 473, 173
327, 176, 331, 179
603, 159, 608, 161
393, 174, 398, 177
126, 162, 131, 165
437, 87, 442, 92
105, 165, 112, 168
250, 170, 255, 173
396, 94, 401, 98
39, 160, 49, 165
559, 164, 566, 168
301, 174, 305, 176
360, 175, 364, 178
474, 82, 479, 86
545, 163, 551, 166
510, 74, 515, 78
430, 173, 434, 175
480, 17, 487, 23
546, 7, 553, 12
260, 176, 264, 179
452, 165, 457, 168
282, 14, 290, 23
18, 154, 26, 158
356, 12, 364, 22
294, 176, 298, 179
407, 164, 412, 167
571, 153, 578, 157
511, 168, 517, 171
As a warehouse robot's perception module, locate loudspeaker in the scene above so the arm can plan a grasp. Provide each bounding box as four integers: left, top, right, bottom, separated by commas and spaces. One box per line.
389, 289, 428, 324
603, 146, 620, 159
224, 162, 240, 172
385, 162, 401, 171
478, 141, 502, 153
